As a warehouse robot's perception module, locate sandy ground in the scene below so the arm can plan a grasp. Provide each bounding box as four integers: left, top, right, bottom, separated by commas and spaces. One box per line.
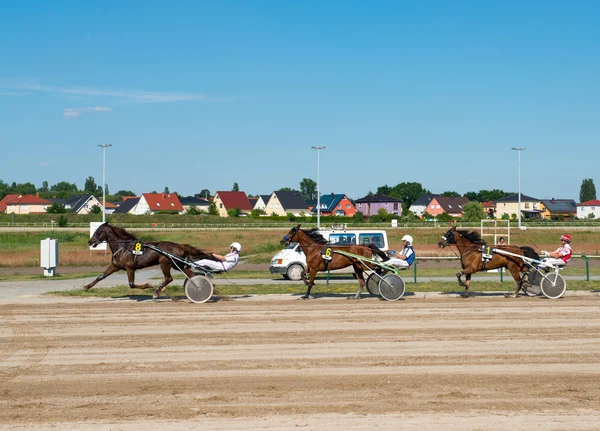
1, 293, 600, 431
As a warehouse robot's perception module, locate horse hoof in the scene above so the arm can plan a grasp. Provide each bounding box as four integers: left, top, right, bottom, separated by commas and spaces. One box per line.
504, 293, 517, 298
347, 296, 361, 300
299, 295, 309, 300
83, 286, 91, 291
461, 293, 469, 298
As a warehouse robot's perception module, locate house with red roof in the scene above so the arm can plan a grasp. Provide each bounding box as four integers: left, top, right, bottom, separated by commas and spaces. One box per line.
426, 196, 470, 218
213, 191, 253, 217
481, 200, 496, 218
0, 194, 21, 213
132, 193, 184, 215
5, 193, 52, 214
577, 199, 600, 219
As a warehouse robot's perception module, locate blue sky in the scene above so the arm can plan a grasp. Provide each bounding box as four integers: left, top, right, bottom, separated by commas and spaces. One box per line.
1, 1, 598, 201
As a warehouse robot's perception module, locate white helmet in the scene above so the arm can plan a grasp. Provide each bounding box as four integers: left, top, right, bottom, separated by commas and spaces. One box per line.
402, 235, 413, 245
230, 242, 242, 252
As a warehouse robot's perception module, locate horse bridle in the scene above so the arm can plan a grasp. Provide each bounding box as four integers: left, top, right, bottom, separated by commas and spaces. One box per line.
281, 227, 298, 246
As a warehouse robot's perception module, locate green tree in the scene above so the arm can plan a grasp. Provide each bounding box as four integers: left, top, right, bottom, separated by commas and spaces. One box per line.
436, 212, 454, 222
580, 179, 597, 202
352, 211, 365, 223
164, 186, 170, 194
286, 212, 296, 222
232, 182, 239, 192
84, 176, 101, 194
208, 202, 218, 216
277, 187, 299, 192
299, 178, 317, 201
441, 191, 461, 197
46, 203, 67, 214
186, 205, 201, 215
50, 181, 78, 197
0, 180, 10, 199
90, 205, 102, 214
378, 182, 431, 213
227, 207, 242, 217
39, 181, 49, 192
461, 202, 486, 222
57, 214, 68, 227
14, 182, 36, 195
195, 189, 211, 200
113, 190, 136, 200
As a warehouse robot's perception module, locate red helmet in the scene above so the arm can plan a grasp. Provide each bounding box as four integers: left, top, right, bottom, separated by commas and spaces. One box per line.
560, 234, 571, 243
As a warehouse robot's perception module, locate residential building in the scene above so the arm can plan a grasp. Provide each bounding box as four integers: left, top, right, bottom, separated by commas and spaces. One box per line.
0, 194, 21, 213
310, 193, 357, 217
409, 194, 437, 218
64, 195, 103, 215
577, 199, 600, 219
265, 191, 309, 216
355, 194, 402, 217
212, 191, 253, 217
112, 197, 140, 214
5, 194, 52, 214
253, 195, 271, 212
426, 196, 470, 218
132, 193, 184, 215
180, 196, 210, 213
495, 193, 542, 220
481, 200, 497, 219
98, 199, 119, 215
540, 199, 577, 220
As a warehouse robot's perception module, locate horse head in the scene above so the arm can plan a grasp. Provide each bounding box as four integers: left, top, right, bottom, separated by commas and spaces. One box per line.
438, 227, 457, 248
281, 224, 301, 246
88, 223, 109, 247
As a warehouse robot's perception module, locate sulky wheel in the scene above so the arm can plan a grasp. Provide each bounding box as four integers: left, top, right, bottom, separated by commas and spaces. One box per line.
366, 272, 381, 296
522, 271, 542, 296
540, 273, 567, 299
378, 274, 405, 301
184, 275, 214, 303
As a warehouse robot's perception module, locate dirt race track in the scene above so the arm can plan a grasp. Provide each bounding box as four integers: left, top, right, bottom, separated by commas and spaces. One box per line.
2, 294, 600, 430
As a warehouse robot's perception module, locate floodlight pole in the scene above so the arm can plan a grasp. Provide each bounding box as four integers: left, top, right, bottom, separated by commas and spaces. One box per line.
311, 146, 326, 229
98, 144, 112, 223
511, 147, 526, 229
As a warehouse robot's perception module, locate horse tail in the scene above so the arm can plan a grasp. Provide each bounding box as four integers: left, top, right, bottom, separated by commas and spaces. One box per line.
181, 244, 218, 261
520, 246, 540, 262
367, 244, 389, 262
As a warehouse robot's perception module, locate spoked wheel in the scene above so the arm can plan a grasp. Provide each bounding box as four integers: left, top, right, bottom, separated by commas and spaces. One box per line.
366, 273, 381, 296
184, 275, 214, 303
540, 273, 567, 299
378, 274, 405, 301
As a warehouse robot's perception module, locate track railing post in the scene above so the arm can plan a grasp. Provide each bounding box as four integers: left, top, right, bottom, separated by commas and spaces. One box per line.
584, 255, 589, 282
413, 258, 417, 284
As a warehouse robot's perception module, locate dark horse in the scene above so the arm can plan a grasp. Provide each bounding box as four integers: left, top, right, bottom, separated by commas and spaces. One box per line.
281, 224, 389, 299
86, 223, 218, 298
438, 227, 540, 298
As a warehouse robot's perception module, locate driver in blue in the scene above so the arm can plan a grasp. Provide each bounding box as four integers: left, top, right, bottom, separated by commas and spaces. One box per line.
387, 235, 415, 268
194, 242, 241, 272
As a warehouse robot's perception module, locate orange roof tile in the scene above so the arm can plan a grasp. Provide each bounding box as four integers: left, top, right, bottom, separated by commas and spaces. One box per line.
141, 193, 183, 211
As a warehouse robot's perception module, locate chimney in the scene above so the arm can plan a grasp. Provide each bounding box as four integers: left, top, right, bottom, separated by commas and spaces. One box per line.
36, 192, 39, 198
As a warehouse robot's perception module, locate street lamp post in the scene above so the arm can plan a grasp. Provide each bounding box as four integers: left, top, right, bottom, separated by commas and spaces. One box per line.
98, 144, 112, 223
511, 147, 526, 229
311, 146, 326, 229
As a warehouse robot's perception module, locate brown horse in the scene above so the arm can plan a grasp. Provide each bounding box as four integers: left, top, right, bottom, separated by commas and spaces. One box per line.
85, 223, 218, 298
437, 227, 540, 298
281, 224, 389, 299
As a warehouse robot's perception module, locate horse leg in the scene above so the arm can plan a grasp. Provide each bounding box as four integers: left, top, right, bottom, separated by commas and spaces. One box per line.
301, 267, 309, 285
84, 263, 120, 290
462, 274, 472, 298
504, 263, 524, 298
153, 262, 175, 299
350, 265, 365, 299
125, 267, 152, 291
301, 269, 317, 300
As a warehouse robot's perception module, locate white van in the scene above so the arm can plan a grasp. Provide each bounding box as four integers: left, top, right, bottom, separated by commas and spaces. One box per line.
269, 229, 389, 281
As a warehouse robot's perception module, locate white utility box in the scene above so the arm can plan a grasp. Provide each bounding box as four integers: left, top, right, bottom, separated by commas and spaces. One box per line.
40, 237, 59, 276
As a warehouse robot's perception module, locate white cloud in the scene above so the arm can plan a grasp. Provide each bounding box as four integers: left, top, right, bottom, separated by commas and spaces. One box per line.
14, 81, 235, 104
64, 106, 112, 118
38, 162, 51, 167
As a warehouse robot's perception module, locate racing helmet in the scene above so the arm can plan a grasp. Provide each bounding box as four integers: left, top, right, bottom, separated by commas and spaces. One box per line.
402, 235, 414, 245
560, 234, 571, 243
230, 242, 242, 252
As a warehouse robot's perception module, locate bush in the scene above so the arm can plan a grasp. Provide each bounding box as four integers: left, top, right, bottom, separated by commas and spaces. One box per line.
57, 215, 68, 227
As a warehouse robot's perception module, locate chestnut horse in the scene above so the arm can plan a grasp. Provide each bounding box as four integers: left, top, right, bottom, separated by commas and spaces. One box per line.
438, 227, 540, 298
281, 224, 389, 299
86, 223, 218, 299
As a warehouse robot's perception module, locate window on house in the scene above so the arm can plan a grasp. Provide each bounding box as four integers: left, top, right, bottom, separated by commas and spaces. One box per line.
157, 203, 160, 207
525, 203, 530, 209
393, 203, 398, 210
430, 204, 434, 209
170, 203, 174, 206
448, 205, 453, 209
346, 204, 350, 209
338, 204, 341, 209
436, 205, 440, 209
220, 203, 223, 208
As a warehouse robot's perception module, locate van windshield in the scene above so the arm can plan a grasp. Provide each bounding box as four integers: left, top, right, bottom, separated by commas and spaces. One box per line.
285, 242, 298, 250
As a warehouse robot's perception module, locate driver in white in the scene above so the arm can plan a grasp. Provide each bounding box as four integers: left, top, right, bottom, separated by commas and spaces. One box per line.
194, 242, 242, 272
387, 235, 415, 268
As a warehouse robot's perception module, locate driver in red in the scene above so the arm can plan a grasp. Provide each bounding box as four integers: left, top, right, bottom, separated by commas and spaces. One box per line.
540, 234, 573, 268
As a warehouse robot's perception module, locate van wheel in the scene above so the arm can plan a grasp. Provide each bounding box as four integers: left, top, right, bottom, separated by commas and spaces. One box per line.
286, 264, 304, 281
